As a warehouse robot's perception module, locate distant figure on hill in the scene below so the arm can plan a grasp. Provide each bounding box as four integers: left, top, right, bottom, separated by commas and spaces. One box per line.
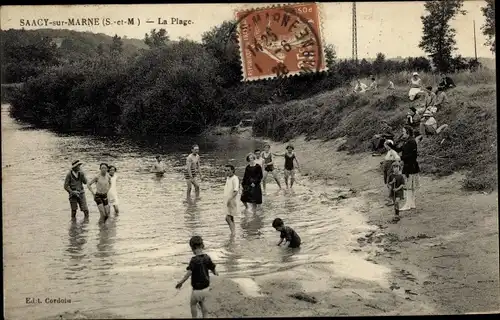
417, 111, 449, 142
406, 107, 421, 131
367, 76, 378, 91
434, 87, 449, 110
354, 79, 368, 93
422, 86, 437, 114
438, 73, 456, 91
380, 76, 395, 90
370, 121, 395, 156
408, 72, 424, 101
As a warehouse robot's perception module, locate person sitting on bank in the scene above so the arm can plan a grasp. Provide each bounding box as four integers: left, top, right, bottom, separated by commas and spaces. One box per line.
408, 72, 424, 101
434, 86, 449, 111
354, 79, 368, 93
417, 111, 449, 142
438, 73, 456, 91
370, 121, 395, 155
406, 107, 421, 131
367, 76, 378, 91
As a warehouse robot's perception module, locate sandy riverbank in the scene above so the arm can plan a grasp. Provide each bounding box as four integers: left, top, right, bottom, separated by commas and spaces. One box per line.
43, 132, 498, 319
199, 130, 499, 316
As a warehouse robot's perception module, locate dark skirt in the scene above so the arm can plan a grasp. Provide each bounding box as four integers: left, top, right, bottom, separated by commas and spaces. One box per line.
240, 184, 263, 204
402, 160, 420, 177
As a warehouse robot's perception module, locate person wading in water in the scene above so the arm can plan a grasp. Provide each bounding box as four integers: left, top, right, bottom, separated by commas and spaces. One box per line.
261, 144, 282, 193
64, 160, 90, 221
185, 144, 203, 201
153, 155, 166, 177
273, 145, 300, 189
88, 163, 112, 223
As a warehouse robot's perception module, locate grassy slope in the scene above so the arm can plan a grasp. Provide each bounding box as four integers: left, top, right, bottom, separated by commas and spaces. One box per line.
253, 70, 497, 191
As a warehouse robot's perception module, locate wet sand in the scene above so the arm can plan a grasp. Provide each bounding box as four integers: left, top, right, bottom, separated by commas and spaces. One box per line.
41, 134, 498, 319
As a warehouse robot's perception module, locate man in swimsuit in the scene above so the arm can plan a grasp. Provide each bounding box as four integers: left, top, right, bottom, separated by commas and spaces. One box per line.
261, 144, 282, 193
88, 163, 112, 223
64, 160, 90, 221
274, 145, 300, 189
185, 144, 203, 200
153, 155, 166, 177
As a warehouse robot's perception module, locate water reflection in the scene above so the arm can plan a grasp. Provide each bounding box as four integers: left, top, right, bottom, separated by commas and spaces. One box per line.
96, 218, 117, 260
184, 200, 200, 236
65, 219, 90, 278
222, 236, 242, 275
240, 211, 265, 238
281, 247, 302, 263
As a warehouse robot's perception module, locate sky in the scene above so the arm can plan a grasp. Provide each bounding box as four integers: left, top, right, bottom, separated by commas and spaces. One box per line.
0, 1, 494, 59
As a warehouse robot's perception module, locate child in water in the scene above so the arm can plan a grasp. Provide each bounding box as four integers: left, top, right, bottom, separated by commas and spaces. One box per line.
261, 144, 282, 193
274, 145, 300, 189
272, 218, 301, 248
387, 162, 405, 222
175, 236, 218, 318
107, 165, 119, 214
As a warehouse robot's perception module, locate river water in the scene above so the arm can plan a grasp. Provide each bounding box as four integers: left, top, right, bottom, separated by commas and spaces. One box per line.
2, 104, 390, 319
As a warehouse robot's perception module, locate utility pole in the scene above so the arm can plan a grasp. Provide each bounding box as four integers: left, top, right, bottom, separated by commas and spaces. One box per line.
473, 19, 478, 61
352, 2, 358, 64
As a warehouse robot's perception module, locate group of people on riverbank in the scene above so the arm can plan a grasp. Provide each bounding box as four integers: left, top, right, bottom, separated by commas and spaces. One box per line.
373, 72, 457, 222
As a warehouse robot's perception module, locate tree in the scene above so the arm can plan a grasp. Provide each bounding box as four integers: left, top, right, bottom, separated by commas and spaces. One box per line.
0, 29, 60, 83
481, 0, 495, 53
110, 34, 123, 55
372, 52, 386, 75
201, 21, 241, 86
419, 0, 466, 73
144, 29, 170, 48
324, 44, 337, 70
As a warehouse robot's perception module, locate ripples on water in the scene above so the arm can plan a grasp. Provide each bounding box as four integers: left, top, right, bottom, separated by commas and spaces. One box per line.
2, 105, 388, 319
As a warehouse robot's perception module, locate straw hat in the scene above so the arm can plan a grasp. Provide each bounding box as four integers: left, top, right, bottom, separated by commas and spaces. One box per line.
71, 160, 83, 169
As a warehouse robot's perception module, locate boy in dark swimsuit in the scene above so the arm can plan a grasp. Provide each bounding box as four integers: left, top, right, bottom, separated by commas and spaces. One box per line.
261, 144, 282, 193
88, 163, 112, 223
274, 145, 300, 189
272, 218, 301, 248
175, 236, 218, 318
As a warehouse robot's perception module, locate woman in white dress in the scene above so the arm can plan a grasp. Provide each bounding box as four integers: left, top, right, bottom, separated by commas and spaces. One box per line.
408, 72, 424, 101
108, 165, 119, 214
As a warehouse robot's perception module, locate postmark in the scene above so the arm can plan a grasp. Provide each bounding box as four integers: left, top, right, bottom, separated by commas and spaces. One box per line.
234, 3, 326, 81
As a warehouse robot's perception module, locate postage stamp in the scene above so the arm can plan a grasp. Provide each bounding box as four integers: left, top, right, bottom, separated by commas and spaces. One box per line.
235, 2, 327, 81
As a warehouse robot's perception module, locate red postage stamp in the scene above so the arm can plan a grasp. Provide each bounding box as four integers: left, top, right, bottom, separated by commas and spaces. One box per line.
235, 3, 326, 81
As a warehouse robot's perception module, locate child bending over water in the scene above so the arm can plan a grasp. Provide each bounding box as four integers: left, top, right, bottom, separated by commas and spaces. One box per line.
175, 236, 218, 318
272, 218, 301, 248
